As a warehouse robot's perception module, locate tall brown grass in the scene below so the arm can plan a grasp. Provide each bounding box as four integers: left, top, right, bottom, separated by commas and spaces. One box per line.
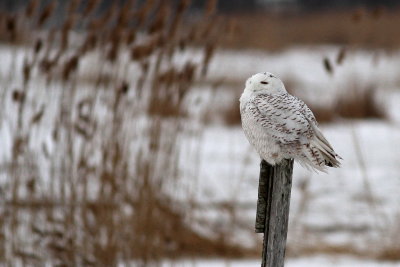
0, 0, 250, 265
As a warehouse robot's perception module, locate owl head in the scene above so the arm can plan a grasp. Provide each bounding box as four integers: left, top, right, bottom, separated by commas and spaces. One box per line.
245, 72, 286, 95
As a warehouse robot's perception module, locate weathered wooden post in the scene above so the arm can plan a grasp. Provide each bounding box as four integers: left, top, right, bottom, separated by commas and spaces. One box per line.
255, 158, 294, 267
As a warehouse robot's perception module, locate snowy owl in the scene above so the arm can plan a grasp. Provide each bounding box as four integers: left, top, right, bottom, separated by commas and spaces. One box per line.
240, 72, 341, 172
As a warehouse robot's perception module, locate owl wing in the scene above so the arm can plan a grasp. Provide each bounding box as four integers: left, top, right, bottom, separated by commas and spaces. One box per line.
295, 95, 318, 125
249, 93, 314, 145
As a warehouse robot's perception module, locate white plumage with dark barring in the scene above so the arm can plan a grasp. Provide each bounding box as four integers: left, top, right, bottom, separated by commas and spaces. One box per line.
240, 72, 341, 172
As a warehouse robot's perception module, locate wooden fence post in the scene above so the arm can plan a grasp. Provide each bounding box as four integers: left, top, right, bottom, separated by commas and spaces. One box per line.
255, 158, 294, 267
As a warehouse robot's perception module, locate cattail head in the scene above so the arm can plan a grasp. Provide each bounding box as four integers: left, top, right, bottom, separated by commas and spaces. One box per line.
23, 60, 32, 85
5, 15, 17, 42
323, 57, 333, 74
178, 38, 186, 51
34, 38, 43, 55
30, 105, 45, 125
149, 3, 169, 34
39, 58, 53, 74
141, 61, 150, 74
131, 43, 154, 61
118, 81, 130, 95
336, 47, 346, 65
12, 90, 25, 103
26, 178, 36, 194
80, 32, 97, 54
83, 0, 100, 18
39, 52, 61, 77
107, 45, 118, 63
181, 62, 196, 83
62, 55, 79, 81
201, 42, 215, 76
25, 0, 40, 18
125, 30, 137, 45
37, 1, 56, 27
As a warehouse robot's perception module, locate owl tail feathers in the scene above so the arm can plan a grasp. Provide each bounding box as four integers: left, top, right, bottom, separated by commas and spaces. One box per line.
300, 144, 329, 173
296, 156, 327, 173
309, 125, 342, 169
299, 123, 342, 172
312, 138, 341, 168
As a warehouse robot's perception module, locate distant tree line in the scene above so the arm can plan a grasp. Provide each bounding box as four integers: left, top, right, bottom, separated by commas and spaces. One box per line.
1, 0, 399, 14
298, 0, 400, 11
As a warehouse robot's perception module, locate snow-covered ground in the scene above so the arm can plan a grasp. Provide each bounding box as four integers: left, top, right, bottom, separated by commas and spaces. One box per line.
178, 121, 400, 254
1, 44, 400, 263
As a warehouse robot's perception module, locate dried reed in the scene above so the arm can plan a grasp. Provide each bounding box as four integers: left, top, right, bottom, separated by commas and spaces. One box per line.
323, 57, 333, 74
37, 1, 56, 27
0, 0, 235, 265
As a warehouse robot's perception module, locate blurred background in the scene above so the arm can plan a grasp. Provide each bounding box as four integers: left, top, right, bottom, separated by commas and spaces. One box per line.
0, 0, 400, 266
